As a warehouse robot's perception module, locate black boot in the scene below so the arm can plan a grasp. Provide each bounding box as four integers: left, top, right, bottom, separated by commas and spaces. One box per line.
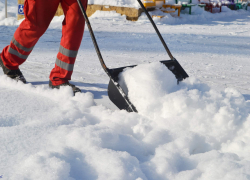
49, 80, 81, 95
0, 56, 26, 83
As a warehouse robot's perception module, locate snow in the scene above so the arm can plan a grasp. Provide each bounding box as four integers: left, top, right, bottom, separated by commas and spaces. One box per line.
1, 0, 250, 179
165, 0, 177, 5
88, 0, 141, 8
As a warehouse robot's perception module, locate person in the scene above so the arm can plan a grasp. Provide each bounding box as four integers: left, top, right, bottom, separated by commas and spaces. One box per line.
0, 0, 88, 94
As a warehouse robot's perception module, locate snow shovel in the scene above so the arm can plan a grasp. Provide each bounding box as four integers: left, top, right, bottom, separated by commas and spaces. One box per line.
76, 0, 189, 113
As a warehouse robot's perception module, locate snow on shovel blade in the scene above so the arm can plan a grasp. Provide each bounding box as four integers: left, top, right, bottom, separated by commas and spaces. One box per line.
107, 59, 189, 113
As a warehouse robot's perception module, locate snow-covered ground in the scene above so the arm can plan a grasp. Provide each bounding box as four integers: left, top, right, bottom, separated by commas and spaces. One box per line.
1, 1, 250, 179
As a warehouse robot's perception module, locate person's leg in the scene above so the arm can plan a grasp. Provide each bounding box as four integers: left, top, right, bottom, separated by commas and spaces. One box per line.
49, 0, 88, 86
1, 0, 60, 70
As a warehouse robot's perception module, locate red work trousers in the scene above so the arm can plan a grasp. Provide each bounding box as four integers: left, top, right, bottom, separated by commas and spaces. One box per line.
1, 0, 88, 86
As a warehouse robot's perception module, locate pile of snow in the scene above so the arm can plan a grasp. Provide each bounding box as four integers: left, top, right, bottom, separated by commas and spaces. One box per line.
118, 62, 250, 179
88, 0, 141, 8
1, 62, 250, 179
165, 0, 176, 5
90, 10, 127, 19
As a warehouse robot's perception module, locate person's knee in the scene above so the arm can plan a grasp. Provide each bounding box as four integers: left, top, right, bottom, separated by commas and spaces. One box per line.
21, 20, 49, 38
36, 26, 48, 37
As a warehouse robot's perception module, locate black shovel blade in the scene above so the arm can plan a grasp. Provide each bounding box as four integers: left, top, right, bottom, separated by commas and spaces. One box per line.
108, 79, 137, 112
107, 60, 189, 112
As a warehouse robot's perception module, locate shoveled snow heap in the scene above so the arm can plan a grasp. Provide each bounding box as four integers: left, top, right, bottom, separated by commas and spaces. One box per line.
1, 62, 250, 180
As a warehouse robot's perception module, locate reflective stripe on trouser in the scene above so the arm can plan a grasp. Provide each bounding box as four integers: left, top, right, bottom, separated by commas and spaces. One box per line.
54, 46, 77, 73
49, 0, 87, 86
50, 45, 79, 86
1, 37, 34, 70
0, 0, 88, 85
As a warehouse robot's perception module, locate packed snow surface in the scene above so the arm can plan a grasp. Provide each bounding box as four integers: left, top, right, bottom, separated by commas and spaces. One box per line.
1, 0, 250, 179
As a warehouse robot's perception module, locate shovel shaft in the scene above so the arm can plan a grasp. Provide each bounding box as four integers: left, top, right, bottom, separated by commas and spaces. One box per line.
77, 0, 137, 112
76, 0, 111, 77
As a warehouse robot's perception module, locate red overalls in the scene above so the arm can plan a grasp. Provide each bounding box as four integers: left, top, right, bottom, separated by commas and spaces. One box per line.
0, 0, 88, 86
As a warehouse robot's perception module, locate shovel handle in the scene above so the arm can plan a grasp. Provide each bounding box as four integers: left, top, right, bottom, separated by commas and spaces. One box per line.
137, 0, 175, 60
76, 0, 111, 78
77, 0, 138, 112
